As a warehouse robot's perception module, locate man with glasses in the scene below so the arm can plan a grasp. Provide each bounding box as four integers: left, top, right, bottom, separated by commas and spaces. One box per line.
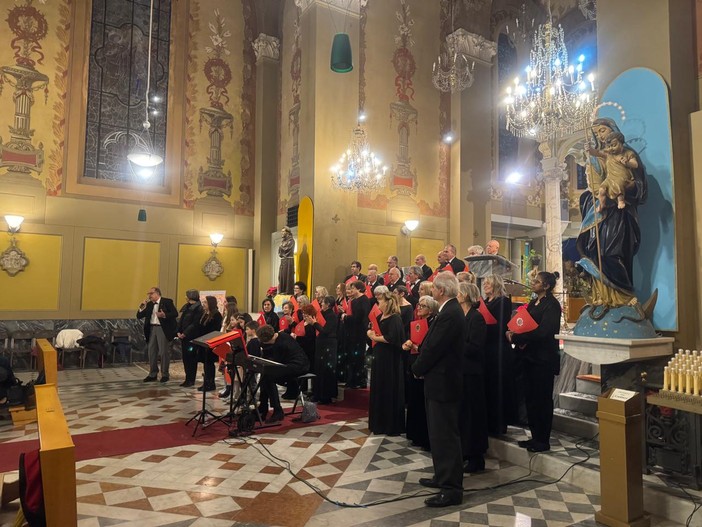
137, 287, 178, 383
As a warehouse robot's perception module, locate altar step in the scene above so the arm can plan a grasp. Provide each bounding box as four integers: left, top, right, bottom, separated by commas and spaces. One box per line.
553, 374, 601, 437
553, 407, 599, 438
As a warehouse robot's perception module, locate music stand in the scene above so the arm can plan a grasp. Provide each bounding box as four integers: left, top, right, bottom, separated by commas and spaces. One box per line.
186, 330, 244, 436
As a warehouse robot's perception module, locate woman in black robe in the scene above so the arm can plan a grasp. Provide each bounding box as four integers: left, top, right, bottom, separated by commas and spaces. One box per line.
402, 295, 437, 450
393, 285, 415, 339
508, 271, 562, 453
308, 295, 339, 403
482, 274, 513, 435
458, 282, 488, 472
367, 286, 405, 436
261, 298, 279, 329
196, 296, 223, 392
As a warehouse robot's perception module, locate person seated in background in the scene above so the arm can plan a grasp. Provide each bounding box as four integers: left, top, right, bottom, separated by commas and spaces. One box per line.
0, 356, 18, 405
293, 281, 307, 299
255, 325, 309, 424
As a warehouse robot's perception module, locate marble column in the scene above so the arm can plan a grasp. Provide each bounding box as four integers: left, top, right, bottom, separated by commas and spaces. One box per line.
253, 33, 280, 307
452, 29, 496, 255
539, 148, 568, 304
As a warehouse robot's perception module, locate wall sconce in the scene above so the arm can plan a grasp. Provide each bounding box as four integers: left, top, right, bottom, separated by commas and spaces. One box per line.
202, 233, 224, 280
1, 215, 29, 276
401, 219, 419, 236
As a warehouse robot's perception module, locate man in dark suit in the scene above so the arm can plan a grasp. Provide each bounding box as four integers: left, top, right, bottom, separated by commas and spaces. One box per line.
343, 260, 367, 283
137, 286, 178, 383
385, 267, 402, 292
444, 244, 466, 274
415, 254, 433, 280
406, 265, 423, 306
411, 272, 465, 507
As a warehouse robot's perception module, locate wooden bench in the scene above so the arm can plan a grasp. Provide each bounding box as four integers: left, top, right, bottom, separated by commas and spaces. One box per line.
9, 339, 58, 425
35, 383, 77, 526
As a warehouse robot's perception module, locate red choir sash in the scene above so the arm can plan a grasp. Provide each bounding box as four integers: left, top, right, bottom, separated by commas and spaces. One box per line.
279, 316, 290, 331
478, 298, 498, 325
257, 312, 266, 326
368, 304, 382, 347
409, 318, 429, 354
507, 306, 538, 334
289, 295, 299, 313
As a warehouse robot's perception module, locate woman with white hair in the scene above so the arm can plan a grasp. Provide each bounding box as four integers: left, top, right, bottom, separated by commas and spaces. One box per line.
482, 274, 514, 436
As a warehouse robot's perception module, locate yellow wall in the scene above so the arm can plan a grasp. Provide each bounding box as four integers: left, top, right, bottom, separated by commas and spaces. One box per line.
410, 238, 445, 267
176, 245, 247, 307
0, 234, 62, 311
82, 239, 160, 311
357, 233, 398, 272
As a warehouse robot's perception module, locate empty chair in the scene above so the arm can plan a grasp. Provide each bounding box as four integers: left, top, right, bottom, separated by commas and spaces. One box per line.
0, 328, 8, 358
9, 330, 36, 370
111, 329, 133, 364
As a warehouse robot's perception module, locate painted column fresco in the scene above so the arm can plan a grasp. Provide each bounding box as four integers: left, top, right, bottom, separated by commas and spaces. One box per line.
184, 0, 255, 213
0, 0, 69, 194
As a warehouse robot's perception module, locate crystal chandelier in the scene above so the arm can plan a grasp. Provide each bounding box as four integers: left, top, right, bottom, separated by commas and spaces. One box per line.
331, 118, 388, 192
578, 0, 596, 21
503, 3, 596, 143
432, 1, 475, 93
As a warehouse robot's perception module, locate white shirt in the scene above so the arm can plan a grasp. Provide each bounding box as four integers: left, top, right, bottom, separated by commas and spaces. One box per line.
150, 299, 161, 325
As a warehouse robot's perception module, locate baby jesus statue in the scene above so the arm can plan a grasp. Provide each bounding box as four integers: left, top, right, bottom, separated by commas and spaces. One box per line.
593, 131, 639, 212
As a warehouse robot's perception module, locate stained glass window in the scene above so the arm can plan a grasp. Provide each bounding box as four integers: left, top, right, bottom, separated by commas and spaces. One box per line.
84, 0, 171, 184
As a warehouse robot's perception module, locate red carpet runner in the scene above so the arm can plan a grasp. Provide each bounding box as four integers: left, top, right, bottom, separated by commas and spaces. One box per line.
0, 390, 369, 473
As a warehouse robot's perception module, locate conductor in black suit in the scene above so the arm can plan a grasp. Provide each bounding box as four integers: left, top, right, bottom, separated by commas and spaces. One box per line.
412, 273, 465, 507
137, 287, 178, 383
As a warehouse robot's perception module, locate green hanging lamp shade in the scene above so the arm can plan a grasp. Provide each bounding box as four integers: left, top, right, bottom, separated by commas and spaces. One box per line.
330, 33, 353, 73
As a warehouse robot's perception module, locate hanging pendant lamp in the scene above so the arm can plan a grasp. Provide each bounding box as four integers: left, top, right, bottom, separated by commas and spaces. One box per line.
330, 33, 353, 73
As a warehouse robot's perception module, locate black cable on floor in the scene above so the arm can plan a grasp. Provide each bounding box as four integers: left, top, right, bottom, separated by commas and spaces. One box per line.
220, 432, 600, 508
676, 482, 701, 527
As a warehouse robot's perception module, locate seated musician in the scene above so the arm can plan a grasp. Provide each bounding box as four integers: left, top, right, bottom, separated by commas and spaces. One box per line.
255, 325, 310, 424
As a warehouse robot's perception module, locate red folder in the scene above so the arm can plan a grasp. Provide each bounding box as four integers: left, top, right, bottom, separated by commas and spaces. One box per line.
289, 295, 299, 312
409, 318, 429, 352
507, 307, 539, 334
279, 316, 290, 331
368, 304, 382, 344
315, 309, 327, 327
312, 299, 321, 314
293, 321, 306, 337
345, 275, 357, 285
428, 269, 439, 282
365, 286, 373, 299
257, 312, 266, 326
342, 297, 353, 316
478, 298, 498, 325
441, 264, 454, 274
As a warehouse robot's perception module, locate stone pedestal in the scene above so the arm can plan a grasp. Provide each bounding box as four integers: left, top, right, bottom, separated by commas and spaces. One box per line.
558, 335, 674, 366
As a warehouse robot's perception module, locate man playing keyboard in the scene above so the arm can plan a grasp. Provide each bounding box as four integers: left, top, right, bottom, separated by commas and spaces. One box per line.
255, 325, 310, 424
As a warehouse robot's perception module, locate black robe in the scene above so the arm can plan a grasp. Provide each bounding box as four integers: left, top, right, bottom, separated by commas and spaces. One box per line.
483, 295, 513, 435
313, 309, 339, 402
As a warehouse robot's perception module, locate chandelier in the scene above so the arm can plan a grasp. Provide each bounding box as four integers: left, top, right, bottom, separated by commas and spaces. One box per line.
578, 0, 596, 21
505, 3, 534, 46
503, 3, 596, 143
432, 1, 475, 93
331, 118, 388, 192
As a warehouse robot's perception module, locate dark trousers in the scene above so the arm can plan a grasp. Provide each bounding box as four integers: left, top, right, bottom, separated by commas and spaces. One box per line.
181, 342, 198, 383
460, 374, 488, 458
425, 398, 463, 494
523, 363, 555, 445
259, 363, 307, 413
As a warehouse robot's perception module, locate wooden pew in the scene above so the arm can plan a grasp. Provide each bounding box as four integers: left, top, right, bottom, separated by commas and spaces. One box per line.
35, 383, 77, 526
10, 338, 58, 425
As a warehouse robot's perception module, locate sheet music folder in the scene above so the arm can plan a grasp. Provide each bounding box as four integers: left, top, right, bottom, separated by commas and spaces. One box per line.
191, 330, 244, 349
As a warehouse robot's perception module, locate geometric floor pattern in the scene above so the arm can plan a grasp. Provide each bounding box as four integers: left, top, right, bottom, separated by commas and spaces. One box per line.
0, 365, 689, 526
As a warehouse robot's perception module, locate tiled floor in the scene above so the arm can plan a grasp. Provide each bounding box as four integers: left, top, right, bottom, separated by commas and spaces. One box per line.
0, 365, 692, 526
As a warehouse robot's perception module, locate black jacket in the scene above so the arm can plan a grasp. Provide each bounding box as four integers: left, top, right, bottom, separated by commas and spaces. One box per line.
463, 308, 486, 375
177, 302, 204, 342
448, 257, 466, 274
136, 297, 179, 341
511, 294, 561, 375
344, 295, 370, 342
264, 331, 309, 371
412, 298, 465, 402
421, 264, 433, 281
